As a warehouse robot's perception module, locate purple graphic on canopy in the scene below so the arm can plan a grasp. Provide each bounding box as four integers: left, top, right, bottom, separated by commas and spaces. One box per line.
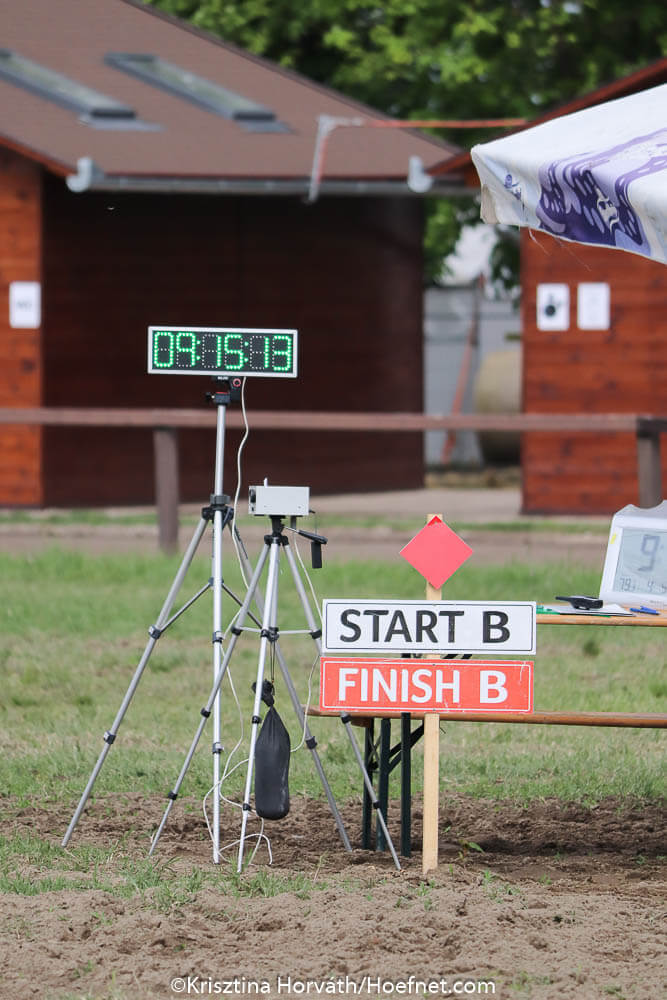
535, 129, 667, 255
471, 83, 667, 264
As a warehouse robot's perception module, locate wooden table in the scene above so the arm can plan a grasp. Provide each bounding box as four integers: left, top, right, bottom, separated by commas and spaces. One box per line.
536, 610, 667, 627
311, 608, 667, 866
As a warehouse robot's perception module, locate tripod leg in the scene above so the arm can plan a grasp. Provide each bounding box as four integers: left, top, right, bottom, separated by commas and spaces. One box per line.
233, 529, 351, 854
62, 516, 210, 848
237, 540, 281, 872
211, 504, 225, 862
282, 541, 402, 871
149, 542, 271, 857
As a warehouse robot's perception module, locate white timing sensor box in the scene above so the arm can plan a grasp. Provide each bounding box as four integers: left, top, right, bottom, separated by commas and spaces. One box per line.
249, 485, 310, 516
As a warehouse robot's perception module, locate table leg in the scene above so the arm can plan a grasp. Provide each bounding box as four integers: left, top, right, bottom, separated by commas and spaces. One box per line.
361, 720, 375, 850
376, 719, 391, 852
400, 713, 412, 857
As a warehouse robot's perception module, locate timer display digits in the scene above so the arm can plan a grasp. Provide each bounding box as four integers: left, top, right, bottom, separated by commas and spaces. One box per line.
147, 326, 297, 378
612, 528, 667, 597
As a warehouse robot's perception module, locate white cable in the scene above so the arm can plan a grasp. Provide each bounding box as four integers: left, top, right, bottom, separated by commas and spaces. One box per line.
198, 379, 278, 867
202, 783, 273, 866
202, 645, 244, 841
231, 378, 250, 587
286, 532, 323, 753
201, 652, 274, 866
292, 530, 324, 630
204, 402, 328, 866
291, 652, 317, 753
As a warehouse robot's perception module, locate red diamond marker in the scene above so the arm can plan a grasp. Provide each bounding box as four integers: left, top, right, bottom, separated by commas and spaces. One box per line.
399, 515, 473, 589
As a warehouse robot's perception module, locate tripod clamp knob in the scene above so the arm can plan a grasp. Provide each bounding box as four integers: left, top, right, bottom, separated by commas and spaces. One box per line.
202, 495, 233, 524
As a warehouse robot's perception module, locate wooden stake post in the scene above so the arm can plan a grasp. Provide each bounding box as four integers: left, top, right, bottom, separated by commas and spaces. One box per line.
422, 519, 441, 875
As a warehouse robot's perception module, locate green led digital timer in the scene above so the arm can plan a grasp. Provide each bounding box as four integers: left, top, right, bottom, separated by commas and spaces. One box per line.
147, 326, 297, 378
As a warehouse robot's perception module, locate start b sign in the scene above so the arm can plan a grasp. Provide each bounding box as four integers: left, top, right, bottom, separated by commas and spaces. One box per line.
320, 657, 534, 714
322, 600, 536, 655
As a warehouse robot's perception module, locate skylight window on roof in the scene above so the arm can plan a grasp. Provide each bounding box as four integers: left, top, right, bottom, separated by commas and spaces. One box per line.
0, 49, 137, 121
105, 53, 289, 132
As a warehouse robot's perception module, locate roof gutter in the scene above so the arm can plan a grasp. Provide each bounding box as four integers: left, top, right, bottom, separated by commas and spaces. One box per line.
65, 155, 465, 197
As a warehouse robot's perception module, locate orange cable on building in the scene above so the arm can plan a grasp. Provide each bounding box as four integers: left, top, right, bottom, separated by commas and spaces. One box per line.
307, 114, 527, 202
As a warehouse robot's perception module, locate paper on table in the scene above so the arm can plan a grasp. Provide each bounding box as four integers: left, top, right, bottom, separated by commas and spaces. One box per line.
537, 603, 633, 616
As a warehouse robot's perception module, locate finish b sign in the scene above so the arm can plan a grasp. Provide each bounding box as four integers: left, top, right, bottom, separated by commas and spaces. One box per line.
320, 658, 534, 714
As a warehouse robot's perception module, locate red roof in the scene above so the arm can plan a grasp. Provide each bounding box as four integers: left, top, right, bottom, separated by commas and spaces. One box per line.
1, 0, 461, 195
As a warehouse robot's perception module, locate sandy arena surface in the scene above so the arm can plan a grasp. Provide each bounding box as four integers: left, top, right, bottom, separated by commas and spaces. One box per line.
2, 793, 665, 999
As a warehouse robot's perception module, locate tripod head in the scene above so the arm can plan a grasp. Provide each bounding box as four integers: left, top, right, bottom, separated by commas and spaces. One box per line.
205, 376, 243, 407
263, 512, 328, 569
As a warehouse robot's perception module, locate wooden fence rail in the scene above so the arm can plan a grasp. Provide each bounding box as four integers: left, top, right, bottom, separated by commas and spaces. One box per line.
0, 408, 664, 551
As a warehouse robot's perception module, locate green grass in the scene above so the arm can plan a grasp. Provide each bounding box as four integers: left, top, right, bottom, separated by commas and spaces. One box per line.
0, 545, 664, 811
0, 509, 159, 527
0, 827, 329, 908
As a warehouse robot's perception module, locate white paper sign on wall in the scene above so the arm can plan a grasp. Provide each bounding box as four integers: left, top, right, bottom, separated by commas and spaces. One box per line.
577, 282, 610, 330
536, 283, 569, 331
9, 282, 41, 329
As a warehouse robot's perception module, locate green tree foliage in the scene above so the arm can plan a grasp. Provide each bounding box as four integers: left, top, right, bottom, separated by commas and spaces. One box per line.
146, 0, 667, 285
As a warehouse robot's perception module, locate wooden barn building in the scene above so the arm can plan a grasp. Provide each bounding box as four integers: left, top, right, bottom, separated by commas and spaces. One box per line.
431, 60, 667, 515
0, 0, 462, 506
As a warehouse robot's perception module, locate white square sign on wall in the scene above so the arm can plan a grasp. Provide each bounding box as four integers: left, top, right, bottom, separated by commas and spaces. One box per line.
577, 282, 610, 330
9, 281, 41, 329
536, 283, 569, 331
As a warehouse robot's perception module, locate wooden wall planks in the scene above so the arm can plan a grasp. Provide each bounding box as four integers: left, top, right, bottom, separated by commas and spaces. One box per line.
0, 151, 43, 504
521, 230, 667, 513
34, 178, 424, 505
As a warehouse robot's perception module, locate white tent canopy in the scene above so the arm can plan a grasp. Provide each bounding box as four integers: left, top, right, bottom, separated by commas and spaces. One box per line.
471, 83, 667, 264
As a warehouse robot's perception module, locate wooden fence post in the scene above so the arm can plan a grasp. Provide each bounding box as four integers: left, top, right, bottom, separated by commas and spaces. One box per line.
153, 427, 179, 553
637, 419, 664, 508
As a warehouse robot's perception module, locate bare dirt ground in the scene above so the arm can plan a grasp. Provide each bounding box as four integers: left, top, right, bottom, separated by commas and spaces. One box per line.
1, 488, 663, 998
0, 482, 612, 567
0, 517, 610, 568
2, 793, 665, 999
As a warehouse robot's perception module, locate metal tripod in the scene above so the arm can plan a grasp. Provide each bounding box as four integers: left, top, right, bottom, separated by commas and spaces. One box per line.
61, 381, 349, 863
149, 513, 401, 871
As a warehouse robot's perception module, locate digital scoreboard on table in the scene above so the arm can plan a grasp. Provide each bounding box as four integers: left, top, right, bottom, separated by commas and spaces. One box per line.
599, 500, 667, 608
147, 326, 297, 378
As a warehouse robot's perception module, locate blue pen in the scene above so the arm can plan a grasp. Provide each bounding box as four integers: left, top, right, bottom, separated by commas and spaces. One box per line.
630, 605, 659, 615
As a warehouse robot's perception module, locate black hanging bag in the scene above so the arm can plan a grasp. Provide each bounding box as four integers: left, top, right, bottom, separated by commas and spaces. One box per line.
254, 681, 291, 820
